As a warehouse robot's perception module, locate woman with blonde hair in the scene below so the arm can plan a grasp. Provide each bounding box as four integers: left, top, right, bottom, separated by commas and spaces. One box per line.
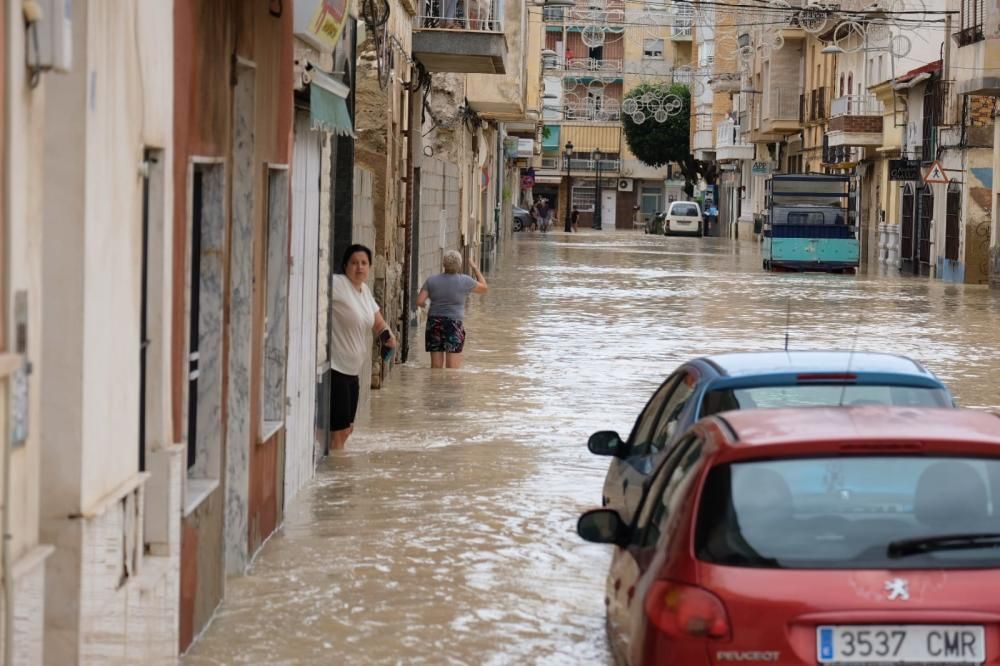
416, 250, 488, 369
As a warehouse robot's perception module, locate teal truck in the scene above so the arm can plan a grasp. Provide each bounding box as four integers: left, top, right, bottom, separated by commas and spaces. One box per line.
762, 174, 859, 273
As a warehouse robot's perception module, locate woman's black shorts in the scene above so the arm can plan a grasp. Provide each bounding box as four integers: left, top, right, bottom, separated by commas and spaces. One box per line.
330, 370, 360, 431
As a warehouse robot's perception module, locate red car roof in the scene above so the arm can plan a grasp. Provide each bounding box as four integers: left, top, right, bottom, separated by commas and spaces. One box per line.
715, 406, 1000, 449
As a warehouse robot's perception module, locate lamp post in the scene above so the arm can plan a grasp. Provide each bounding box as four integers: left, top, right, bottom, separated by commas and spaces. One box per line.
563, 141, 574, 232
593, 148, 603, 230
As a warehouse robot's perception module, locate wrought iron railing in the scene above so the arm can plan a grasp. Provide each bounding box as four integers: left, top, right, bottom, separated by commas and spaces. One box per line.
416, 0, 504, 31
563, 103, 621, 121
568, 158, 621, 171
565, 58, 623, 73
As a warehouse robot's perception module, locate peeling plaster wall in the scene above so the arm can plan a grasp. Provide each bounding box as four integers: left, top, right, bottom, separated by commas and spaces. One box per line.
40, 1, 180, 661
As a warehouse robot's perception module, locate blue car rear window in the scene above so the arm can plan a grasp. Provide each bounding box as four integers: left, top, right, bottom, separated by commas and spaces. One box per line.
701, 385, 951, 415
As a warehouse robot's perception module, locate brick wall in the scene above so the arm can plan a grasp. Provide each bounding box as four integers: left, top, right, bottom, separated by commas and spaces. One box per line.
828, 115, 882, 133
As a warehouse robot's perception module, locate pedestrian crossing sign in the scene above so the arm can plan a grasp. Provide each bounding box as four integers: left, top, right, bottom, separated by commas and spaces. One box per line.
923, 161, 949, 184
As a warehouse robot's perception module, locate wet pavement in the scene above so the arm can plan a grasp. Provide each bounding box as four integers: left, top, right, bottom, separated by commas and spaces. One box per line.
184, 231, 1000, 665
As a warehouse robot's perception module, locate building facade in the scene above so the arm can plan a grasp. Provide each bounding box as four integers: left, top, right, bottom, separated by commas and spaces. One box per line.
532, 0, 684, 230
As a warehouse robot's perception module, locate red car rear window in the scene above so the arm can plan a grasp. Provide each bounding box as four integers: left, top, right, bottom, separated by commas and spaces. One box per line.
696, 456, 1000, 569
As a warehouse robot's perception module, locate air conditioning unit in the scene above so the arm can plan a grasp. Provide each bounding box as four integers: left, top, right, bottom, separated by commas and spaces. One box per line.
618, 178, 634, 192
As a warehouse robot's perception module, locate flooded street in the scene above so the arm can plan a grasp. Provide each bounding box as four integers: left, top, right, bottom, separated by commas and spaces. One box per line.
184, 232, 1000, 665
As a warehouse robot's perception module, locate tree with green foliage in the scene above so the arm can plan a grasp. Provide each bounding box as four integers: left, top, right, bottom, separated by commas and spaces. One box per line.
620, 82, 717, 196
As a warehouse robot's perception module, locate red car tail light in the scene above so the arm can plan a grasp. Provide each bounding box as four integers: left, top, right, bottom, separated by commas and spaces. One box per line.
643, 580, 730, 639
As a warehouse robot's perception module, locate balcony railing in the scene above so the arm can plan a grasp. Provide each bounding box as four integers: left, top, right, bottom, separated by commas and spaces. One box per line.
765, 88, 802, 121
413, 0, 506, 73
831, 94, 884, 117
823, 142, 861, 165
716, 120, 750, 148
538, 157, 621, 172
415, 0, 504, 32
568, 158, 621, 172
565, 58, 623, 74
694, 114, 715, 131
671, 23, 692, 39
563, 103, 621, 122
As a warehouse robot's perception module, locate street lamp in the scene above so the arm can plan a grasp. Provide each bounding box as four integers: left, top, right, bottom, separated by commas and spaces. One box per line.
563, 141, 574, 232
593, 148, 603, 230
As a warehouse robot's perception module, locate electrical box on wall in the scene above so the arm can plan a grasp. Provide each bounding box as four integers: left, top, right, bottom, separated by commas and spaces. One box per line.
34, 0, 74, 73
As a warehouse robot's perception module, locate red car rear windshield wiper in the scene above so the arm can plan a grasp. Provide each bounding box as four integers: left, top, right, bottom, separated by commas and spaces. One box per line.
887, 533, 1000, 559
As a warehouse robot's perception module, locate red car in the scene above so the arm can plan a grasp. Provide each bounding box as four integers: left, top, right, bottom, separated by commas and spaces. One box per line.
578, 407, 1000, 666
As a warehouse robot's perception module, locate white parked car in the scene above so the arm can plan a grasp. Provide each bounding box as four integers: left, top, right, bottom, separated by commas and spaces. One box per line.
664, 200, 702, 237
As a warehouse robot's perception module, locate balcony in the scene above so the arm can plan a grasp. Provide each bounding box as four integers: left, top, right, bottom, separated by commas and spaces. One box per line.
826, 94, 884, 147
953, 29, 1000, 95
564, 58, 623, 75
568, 158, 621, 172
759, 87, 803, 137
563, 101, 621, 122
716, 120, 755, 161
412, 0, 506, 74
671, 5, 693, 41
692, 113, 714, 155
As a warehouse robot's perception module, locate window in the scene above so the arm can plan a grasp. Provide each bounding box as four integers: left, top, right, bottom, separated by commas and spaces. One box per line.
643, 38, 664, 59
900, 183, 915, 261
957, 0, 985, 45
640, 186, 663, 218
627, 374, 683, 450
649, 373, 697, 448
571, 184, 596, 211
640, 438, 705, 548
696, 456, 1000, 569
701, 385, 951, 415
945, 183, 961, 261
918, 184, 933, 265
186, 161, 225, 481
262, 166, 290, 439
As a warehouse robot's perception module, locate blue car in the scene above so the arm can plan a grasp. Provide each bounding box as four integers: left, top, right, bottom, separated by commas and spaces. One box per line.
589, 351, 955, 523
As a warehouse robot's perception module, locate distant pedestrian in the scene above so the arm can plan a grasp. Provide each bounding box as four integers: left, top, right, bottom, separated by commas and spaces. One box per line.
329, 244, 396, 449
538, 199, 551, 233
570, 206, 580, 233
416, 250, 488, 369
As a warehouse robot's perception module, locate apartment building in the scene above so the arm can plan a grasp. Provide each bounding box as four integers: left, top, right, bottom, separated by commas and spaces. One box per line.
532, 0, 686, 229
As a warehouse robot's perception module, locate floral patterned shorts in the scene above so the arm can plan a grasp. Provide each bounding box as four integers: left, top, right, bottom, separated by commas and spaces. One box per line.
425, 316, 466, 353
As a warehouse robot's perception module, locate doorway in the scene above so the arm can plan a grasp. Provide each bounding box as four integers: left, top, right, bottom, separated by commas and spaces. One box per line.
601, 190, 617, 229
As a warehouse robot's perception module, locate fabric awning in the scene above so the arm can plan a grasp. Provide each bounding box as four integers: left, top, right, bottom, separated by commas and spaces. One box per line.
542, 125, 560, 151
310, 82, 355, 137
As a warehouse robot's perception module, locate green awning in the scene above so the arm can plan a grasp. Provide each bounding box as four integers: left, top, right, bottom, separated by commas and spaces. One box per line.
310, 82, 355, 138
542, 125, 560, 151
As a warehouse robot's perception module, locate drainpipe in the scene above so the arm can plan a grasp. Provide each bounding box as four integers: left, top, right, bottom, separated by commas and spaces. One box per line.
2, 2, 16, 664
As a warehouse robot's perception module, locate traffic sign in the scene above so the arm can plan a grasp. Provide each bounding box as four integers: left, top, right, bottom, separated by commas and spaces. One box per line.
923, 160, 949, 184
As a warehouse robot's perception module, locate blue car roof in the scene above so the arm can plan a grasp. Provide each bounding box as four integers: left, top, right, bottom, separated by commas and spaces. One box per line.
703, 351, 935, 379
693, 352, 949, 392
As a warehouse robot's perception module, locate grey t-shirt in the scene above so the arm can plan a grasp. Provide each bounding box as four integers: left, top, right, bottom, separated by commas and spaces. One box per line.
422, 273, 478, 320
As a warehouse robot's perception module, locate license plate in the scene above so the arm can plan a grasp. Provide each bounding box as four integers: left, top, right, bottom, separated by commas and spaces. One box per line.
817, 625, 985, 664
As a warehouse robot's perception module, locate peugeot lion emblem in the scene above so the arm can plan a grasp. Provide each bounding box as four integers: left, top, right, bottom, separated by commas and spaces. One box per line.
885, 578, 910, 601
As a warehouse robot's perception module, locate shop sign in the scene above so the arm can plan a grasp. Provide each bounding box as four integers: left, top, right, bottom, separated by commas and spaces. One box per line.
751, 160, 775, 175
888, 159, 920, 181
521, 168, 536, 189
294, 0, 350, 53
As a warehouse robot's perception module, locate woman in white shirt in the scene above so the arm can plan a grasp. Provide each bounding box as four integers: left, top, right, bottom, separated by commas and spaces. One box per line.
329, 245, 396, 449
